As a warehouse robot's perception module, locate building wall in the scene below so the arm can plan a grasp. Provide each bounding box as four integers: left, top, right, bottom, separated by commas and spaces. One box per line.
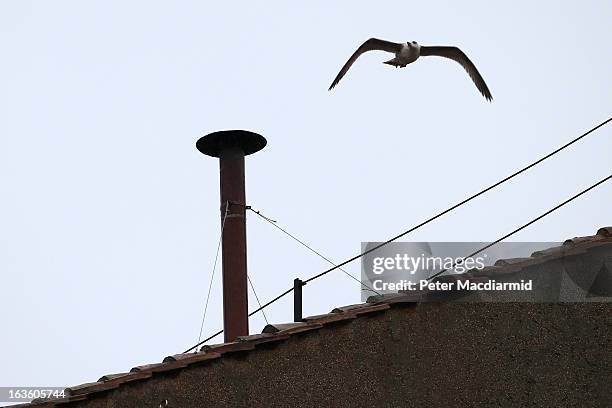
69, 302, 611, 408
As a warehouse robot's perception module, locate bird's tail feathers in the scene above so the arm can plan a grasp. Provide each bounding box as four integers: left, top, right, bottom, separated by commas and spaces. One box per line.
383, 58, 401, 67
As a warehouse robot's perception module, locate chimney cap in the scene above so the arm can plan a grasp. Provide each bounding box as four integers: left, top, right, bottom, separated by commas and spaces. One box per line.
196, 130, 267, 158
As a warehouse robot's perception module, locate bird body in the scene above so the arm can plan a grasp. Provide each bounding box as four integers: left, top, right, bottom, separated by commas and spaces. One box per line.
384, 42, 420, 67
329, 38, 492, 101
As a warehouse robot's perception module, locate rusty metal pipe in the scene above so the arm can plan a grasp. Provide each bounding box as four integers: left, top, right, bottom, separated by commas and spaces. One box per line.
196, 130, 267, 342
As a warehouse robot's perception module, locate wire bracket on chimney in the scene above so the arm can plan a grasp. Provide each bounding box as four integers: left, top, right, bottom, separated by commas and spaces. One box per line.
231, 201, 278, 223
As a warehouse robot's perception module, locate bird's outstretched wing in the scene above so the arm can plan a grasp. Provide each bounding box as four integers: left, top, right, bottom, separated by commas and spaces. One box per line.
419, 46, 493, 101
329, 38, 402, 90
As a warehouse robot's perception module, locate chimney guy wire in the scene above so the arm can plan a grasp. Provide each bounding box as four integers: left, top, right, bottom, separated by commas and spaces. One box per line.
185, 115, 611, 353
184, 287, 294, 353
197, 201, 230, 344
426, 171, 612, 282
247, 273, 269, 325
246, 206, 382, 296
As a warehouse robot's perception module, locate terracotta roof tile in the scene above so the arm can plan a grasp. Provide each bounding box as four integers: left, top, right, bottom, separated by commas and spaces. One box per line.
494, 257, 534, 266
262, 322, 324, 335
303, 311, 357, 324
466, 265, 504, 276
25, 395, 87, 407
199, 342, 256, 354
531, 246, 567, 257
236, 332, 292, 346
97, 373, 129, 382
130, 363, 164, 372
367, 292, 423, 304
67, 370, 153, 396
236, 332, 288, 343
564, 236, 598, 246
64, 382, 103, 395
597, 226, 612, 236
332, 302, 391, 313
162, 351, 221, 364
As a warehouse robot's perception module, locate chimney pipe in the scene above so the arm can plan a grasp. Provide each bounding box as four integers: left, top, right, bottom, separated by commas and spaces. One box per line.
196, 130, 267, 342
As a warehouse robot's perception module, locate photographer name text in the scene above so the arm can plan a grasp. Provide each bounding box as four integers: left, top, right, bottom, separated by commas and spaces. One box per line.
373, 279, 533, 292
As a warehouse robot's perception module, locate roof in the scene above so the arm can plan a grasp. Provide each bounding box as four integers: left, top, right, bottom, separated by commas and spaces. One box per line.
8, 226, 612, 407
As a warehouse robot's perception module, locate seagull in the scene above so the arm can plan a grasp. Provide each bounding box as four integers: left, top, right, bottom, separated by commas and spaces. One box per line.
329, 38, 493, 101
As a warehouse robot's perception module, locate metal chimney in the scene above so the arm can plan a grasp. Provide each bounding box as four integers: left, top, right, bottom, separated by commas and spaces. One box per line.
196, 130, 267, 342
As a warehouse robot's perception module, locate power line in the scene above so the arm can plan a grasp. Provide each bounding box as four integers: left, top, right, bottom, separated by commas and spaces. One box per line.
186, 329, 223, 352
427, 171, 612, 281
247, 287, 294, 319
303, 116, 611, 284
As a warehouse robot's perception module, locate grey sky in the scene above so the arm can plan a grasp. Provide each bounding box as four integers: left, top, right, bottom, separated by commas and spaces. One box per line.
1, 0, 611, 390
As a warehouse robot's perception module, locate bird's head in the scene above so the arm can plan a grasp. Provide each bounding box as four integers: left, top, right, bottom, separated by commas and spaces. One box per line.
408, 41, 418, 47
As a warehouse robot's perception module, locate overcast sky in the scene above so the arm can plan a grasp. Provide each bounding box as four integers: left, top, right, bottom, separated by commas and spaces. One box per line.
1, 0, 611, 392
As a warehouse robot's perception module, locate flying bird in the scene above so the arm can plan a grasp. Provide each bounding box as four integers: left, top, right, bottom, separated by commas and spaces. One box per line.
329, 38, 493, 101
